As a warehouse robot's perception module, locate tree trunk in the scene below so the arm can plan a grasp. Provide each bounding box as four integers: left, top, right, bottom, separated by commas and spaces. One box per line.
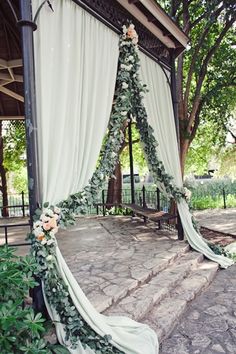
106, 160, 122, 205
0, 122, 9, 217
180, 137, 190, 177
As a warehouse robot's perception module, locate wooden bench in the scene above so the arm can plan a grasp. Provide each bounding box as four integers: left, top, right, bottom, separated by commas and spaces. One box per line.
121, 203, 177, 228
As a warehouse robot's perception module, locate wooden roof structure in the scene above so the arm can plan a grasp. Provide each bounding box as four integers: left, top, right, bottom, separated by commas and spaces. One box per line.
0, 1, 23, 120
0, 0, 188, 121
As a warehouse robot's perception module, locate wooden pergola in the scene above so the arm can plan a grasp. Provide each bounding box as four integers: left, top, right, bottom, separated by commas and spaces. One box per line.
0, 0, 188, 119
0, 0, 188, 220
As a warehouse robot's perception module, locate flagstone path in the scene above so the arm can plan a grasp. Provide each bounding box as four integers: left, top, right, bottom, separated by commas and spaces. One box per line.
56, 216, 187, 312
194, 208, 236, 236
160, 263, 236, 354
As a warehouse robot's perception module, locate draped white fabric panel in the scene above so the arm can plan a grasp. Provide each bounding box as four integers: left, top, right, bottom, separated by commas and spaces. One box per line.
44, 245, 158, 354
139, 52, 233, 268
33, 0, 119, 205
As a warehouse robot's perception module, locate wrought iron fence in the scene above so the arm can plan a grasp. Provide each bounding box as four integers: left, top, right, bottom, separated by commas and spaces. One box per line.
189, 187, 236, 210
0, 191, 29, 218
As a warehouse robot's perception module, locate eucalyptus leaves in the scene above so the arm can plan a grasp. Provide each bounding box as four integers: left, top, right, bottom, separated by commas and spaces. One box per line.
30, 204, 124, 353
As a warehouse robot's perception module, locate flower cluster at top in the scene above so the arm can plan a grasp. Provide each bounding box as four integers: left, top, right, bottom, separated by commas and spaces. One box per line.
122, 23, 138, 45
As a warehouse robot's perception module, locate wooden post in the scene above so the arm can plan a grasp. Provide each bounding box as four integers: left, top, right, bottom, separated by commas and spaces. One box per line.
128, 118, 135, 205
170, 50, 184, 239
19, 0, 45, 316
102, 190, 105, 216
21, 191, 25, 217
223, 188, 226, 209
156, 187, 160, 211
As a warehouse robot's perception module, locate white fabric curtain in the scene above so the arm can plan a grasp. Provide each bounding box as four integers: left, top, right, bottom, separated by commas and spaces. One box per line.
33, 1, 159, 353
33, 0, 119, 205
139, 52, 233, 268
44, 244, 158, 354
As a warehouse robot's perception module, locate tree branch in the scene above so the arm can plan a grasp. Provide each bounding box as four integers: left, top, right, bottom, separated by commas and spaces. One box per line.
228, 129, 236, 143
189, 0, 222, 29
188, 17, 236, 131
183, 4, 225, 115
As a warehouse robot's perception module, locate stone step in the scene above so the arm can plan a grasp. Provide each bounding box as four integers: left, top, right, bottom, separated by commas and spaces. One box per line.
143, 260, 219, 343
103, 251, 203, 320
90, 242, 190, 313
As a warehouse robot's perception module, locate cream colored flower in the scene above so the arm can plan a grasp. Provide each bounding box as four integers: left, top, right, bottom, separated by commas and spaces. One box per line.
34, 228, 44, 237
47, 239, 55, 246
46, 255, 53, 261
54, 206, 61, 214
122, 82, 128, 89
33, 220, 43, 229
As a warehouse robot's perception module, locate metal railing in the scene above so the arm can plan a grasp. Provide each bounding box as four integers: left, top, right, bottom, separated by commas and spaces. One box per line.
0, 191, 29, 218
0, 222, 31, 246
189, 187, 236, 210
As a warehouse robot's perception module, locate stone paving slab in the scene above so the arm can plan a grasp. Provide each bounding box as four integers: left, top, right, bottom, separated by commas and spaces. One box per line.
104, 251, 204, 321
56, 216, 188, 312
194, 208, 236, 236
160, 264, 236, 354
144, 260, 219, 344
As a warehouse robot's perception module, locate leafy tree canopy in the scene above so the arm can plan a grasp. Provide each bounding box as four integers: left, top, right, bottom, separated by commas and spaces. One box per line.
3, 121, 26, 172
157, 0, 236, 175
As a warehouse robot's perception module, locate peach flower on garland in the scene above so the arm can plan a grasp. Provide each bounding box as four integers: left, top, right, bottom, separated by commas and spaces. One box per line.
43, 222, 51, 231
43, 216, 58, 232
37, 233, 45, 242
126, 24, 138, 44
48, 216, 57, 229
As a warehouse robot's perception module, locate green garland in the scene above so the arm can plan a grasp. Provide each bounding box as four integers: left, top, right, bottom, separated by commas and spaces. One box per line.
30, 23, 187, 353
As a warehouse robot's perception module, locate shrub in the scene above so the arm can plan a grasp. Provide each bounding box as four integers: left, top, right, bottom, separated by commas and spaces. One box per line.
0, 246, 69, 354
187, 178, 236, 210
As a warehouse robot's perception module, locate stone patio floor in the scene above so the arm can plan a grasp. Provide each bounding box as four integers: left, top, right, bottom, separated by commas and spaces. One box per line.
1, 211, 236, 352
194, 208, 236, 236
160, 263, 236, 354
56, 216, 187, 312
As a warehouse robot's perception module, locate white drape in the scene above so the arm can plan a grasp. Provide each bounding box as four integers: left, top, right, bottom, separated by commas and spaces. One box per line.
33, 1, 159, 353
139, 52, 233, 268
44, 245, 158, 354
33, 0, 119, 205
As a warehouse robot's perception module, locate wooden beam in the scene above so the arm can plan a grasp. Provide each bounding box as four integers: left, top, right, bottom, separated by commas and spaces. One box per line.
0, 116, 24, 120
116, 0, 176, 48
8, 59, 23, 68
0, 72, 12, 81
0, 58, 7, 68
0, 86, 24, 102
0, 59, 23, 69
0, 72, 23, 82
14, 74, 23, 82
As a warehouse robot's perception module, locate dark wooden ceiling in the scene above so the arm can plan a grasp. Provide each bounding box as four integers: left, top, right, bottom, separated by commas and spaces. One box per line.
0, 0, 24, 119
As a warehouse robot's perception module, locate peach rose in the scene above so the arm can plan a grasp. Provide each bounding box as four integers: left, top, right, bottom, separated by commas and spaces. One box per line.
48, 217, 57, 229
127, 28, 137, 39
43, 222, 51, 231
37, 233, 45, 241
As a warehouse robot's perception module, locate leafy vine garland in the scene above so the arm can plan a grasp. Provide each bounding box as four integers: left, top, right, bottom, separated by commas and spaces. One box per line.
30, 24, 186, 353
